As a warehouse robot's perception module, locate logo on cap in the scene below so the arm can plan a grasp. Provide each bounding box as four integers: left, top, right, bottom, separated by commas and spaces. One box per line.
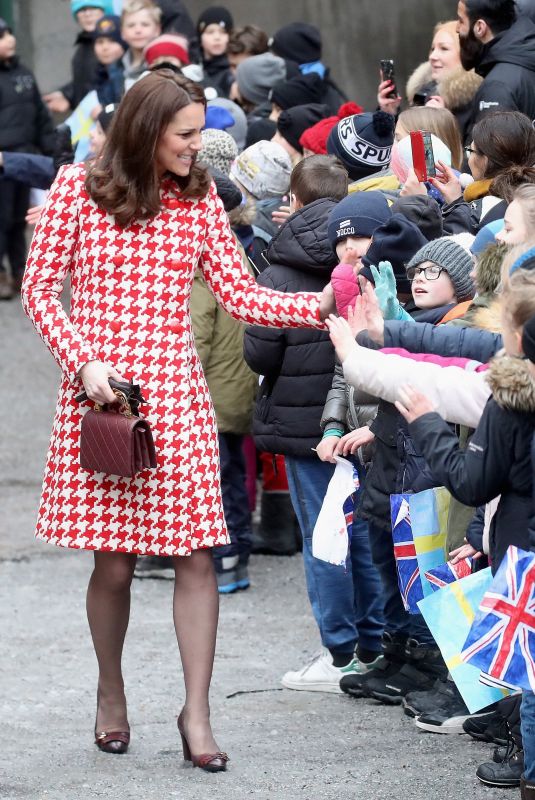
338, 117, 392, 167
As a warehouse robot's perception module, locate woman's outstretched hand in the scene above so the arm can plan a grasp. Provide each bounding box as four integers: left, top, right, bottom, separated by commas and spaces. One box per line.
395, 384, 436, 423
377, 78, 402, 116
319, 282, 336, 320
79, 360, 127, 404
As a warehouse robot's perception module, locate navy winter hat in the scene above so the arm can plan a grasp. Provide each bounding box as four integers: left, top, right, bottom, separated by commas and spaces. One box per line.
327, 110, 395, 181
271, 73, 324, 111
92, 15, 127, 49
390, 195, 443, 242
271, 22, 322, 64
360, 214, 428, 294
97, 102, 118, 132
277, 103, 329, 154
197, 6, 233, 34
327, 191, 392, 249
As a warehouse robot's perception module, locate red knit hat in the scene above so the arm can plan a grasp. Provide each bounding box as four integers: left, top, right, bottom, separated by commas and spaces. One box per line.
299, 101, 363, 155
144, 34, 190, 67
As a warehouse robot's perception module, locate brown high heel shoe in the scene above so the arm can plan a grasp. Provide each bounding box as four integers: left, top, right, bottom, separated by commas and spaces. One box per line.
94, 729, 130, 754
94, 691, 130, 754
177, 711, 228, 772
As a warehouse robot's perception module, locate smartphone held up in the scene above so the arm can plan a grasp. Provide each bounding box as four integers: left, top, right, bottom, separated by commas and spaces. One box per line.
410, 130, 436, 183
380, 59, 397, 99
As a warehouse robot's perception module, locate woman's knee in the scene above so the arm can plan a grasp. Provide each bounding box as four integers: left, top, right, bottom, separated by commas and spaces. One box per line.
92, 553, 136, 592
173, 549, 215, 584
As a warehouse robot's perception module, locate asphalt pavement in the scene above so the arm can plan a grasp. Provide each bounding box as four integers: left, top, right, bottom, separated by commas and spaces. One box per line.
0, 298, 508, 800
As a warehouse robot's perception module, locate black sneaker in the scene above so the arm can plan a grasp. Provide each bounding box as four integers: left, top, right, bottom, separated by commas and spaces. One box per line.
367, 662, 436, 705
403, 677, 450, 718
462, 711, 508, 745
133, 555, 174, 580
414, 690, 479, 734
476, 750, 524, 787
340, 656, 401, 698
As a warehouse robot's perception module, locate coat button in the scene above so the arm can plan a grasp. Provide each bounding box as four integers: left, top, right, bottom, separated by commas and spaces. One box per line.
167, 199, 180, 210
168, 320, 181, 334
110, 320, 122, 333
112, 255, 125, 267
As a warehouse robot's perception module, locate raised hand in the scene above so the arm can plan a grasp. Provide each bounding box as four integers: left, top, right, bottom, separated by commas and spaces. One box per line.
377, 78, 402, 116
325, 314, 358, 363
429, 160, 463, 204
362, 283, 385, 344
395, 384, 436, 423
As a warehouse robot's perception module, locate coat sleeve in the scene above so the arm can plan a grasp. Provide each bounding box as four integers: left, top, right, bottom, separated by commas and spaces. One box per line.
2, 152, 55, 189
375, 319, 502, 361
408, 403, 514, 506
341, 345, 491, 428
199, 186, 323, 329
320, 360, 348, 434
21, 164, 99, 382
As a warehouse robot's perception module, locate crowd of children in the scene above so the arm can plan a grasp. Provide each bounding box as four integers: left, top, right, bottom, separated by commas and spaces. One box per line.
4, 0, 535, 794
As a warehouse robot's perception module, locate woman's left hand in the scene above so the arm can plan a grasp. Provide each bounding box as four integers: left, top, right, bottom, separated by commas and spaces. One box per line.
400, 167, 427, 197
26, 204, 44, 225
395, 384, 436, 423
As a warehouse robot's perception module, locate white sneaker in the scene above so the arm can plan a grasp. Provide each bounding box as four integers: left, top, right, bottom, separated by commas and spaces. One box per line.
281, 649, 346, 693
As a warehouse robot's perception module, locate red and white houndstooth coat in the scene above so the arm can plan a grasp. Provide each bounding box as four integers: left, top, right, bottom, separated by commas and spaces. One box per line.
22, 163, 323, 556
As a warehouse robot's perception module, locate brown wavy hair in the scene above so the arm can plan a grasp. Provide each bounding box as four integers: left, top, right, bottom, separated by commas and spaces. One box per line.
472, 111, 535, 201
85, 70, 210, 227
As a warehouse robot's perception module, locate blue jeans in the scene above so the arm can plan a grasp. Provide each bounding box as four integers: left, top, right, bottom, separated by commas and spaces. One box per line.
285, 456, 384, 654
522, 690, 535, 780
367, 522, 435, 645
214, 433, 252, 566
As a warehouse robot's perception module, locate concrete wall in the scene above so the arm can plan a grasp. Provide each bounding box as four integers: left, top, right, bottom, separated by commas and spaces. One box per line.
15, 0, 454, 107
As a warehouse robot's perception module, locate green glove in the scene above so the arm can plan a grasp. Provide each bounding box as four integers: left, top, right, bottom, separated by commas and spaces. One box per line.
370, 261, 413, 322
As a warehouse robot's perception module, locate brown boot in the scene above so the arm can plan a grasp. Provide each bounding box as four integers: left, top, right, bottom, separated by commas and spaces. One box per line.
521, 776, 535, 798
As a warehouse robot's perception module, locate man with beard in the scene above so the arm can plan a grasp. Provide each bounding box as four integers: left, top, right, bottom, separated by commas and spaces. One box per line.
457, 0, 535, 141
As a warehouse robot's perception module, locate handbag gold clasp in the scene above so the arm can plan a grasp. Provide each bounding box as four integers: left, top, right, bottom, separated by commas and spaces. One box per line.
93, 390, 133, 418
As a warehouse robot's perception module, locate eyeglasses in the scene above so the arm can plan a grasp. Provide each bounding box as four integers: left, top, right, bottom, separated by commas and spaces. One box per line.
406, 265, 444, 281
465, 146, 481, 157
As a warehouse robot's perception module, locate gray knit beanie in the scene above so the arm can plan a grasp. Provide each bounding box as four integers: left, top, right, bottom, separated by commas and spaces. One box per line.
236, 53, 286, 106
407, 235, 476, 301
200, 129, 238, 176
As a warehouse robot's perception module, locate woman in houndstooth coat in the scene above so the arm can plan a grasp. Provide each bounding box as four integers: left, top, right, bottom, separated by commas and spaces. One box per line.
22, 71, 329, 768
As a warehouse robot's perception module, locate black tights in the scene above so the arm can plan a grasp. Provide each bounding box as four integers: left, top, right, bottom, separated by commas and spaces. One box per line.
87, 549, 220, 753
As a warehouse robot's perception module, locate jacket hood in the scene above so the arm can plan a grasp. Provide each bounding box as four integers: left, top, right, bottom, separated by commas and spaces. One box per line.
438, 67, 482, 111
486, 354, 535, 412
406, 62, 434, 104
265, 197, 339, 273
472, 296, 502, 333
477, 16, 535, 76
405, 61, 483, 111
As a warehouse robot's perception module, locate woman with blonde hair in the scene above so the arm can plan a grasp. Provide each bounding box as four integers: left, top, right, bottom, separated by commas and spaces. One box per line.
378, 20, 482, 145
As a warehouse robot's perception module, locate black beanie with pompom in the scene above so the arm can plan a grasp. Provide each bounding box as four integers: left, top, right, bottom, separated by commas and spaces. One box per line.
326, 110, 395, 181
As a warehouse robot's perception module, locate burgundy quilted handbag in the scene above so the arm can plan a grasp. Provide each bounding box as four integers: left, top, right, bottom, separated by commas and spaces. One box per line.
79, 388, 157, 478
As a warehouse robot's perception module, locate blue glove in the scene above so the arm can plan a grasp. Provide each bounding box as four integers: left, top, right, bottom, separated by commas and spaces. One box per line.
370, 261, 413, 321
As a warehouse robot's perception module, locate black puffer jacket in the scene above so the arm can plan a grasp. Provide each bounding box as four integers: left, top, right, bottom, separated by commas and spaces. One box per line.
60, 30, 100, 109
0, 58, 55, 154
243, 197, 338, 457
467, 16, 535, 136
410, 355, 535, 571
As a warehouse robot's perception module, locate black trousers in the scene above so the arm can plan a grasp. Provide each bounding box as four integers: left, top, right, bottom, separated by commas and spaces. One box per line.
0, 178, 30, 280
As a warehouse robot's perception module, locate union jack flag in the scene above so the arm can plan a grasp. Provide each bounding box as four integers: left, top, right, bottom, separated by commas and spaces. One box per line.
425, 557, 473, 591
461, 546, 535, 692
391, 494, 423, 612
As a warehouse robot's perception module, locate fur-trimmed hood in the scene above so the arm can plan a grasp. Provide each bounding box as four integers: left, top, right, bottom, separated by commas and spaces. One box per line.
486, 354, 535, 413
472, 297, 502, 333
406, 62, 482, 112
